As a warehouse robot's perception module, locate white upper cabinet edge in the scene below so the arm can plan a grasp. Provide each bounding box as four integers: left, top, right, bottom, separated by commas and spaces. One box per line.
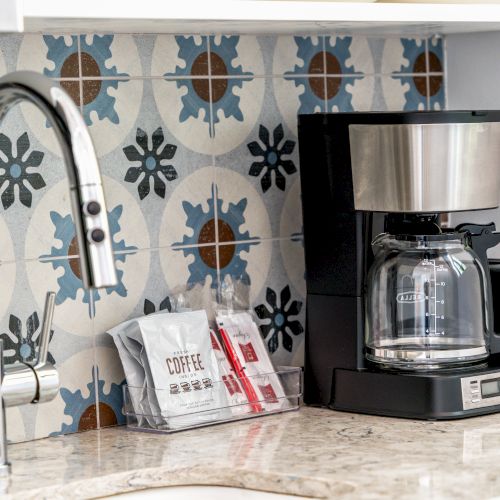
0, 0, 23, 33
15, 0, 500, 35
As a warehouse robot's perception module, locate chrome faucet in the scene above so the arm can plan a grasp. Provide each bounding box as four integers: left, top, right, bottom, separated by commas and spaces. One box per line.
0, 71, 118, 474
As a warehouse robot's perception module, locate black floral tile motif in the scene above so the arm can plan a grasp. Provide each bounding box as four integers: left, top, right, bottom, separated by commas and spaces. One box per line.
254, 285, 303, 353
123, 127, 178, 200
0, 132, 46, 209
0, 312, 55, 365
247, 124, 297, 193
144, 296, 172, 315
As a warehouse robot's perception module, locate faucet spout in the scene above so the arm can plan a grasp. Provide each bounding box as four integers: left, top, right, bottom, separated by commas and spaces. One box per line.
0, 71, 118, 289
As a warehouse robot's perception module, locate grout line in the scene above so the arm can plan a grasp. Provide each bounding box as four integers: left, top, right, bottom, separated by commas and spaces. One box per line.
206, 35, 222, 294
0, 234, 303, 267
77, 35, 84, 113
49, 72, 445, 82
321, 35, 328, 113
425, 38, 431, 110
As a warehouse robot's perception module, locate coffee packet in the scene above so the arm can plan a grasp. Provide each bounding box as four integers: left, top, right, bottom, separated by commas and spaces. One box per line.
108, 314, 167, 427
216, 311, 289, 412
109, 310, 229, 429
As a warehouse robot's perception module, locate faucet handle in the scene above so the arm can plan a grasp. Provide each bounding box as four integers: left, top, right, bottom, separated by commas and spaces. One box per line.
36, 292, 55, 368
33, 292, 59, 403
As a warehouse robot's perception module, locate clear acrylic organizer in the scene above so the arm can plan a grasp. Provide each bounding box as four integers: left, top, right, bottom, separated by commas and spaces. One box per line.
122, 366, 302, 433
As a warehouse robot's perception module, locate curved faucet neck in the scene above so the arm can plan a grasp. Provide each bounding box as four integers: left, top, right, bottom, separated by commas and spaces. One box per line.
0, 71, 117, 289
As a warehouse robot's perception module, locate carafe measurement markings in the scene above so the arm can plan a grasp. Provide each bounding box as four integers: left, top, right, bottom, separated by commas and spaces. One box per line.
422, 259, 446, 336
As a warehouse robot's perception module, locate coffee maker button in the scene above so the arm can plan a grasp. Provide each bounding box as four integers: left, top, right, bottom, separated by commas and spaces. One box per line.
471, 398, 481, 403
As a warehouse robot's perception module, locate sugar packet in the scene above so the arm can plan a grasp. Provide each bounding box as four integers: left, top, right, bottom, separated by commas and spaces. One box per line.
210, 330, 250, 416
216, 311, 289, 412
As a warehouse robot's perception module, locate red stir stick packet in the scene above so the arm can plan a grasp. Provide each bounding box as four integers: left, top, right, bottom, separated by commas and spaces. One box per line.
216, 312, 289, 412
210, 330, 256, 415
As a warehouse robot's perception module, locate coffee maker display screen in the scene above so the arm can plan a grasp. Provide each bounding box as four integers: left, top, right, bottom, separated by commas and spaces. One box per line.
481, 379, 500, 398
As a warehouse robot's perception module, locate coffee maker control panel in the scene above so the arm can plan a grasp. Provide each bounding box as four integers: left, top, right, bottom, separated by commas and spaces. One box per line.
461, 372, 500, 410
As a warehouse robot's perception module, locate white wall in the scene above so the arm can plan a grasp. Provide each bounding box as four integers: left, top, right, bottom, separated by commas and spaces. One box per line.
446, 31, 500, 258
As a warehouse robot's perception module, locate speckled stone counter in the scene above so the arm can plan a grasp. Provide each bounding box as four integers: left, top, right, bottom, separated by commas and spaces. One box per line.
4, 406, 500, 499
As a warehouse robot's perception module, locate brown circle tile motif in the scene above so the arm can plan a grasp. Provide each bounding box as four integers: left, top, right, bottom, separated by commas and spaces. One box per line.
428, 51, 443, 96
98, 402, 118, 428
191, 52, 229, 102
59, 51, 81, 105
68, 236, 82, 280
78, 404, 98, 431
197, 219, 236, 269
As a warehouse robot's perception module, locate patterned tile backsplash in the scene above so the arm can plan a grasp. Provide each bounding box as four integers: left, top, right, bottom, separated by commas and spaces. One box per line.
0, 33, 445, 442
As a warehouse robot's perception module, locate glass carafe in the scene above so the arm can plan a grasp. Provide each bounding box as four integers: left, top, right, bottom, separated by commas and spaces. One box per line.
366, 233, 490, 370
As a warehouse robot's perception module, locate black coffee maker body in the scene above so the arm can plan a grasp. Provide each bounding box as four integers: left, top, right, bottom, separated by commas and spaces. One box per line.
298, 111, 500, 419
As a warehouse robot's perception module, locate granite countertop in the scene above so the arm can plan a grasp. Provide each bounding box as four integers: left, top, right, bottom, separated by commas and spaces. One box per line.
4, 406, 500, 499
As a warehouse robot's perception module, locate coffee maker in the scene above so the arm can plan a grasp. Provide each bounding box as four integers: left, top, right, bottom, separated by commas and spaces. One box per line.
298, 111, 500, 419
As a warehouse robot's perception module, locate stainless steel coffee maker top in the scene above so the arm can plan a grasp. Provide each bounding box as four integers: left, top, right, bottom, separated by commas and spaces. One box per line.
349, 122, 500, 213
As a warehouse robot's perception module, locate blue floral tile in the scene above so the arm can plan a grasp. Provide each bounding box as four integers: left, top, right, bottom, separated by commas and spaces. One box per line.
93, 346, 126, 429
35, 349, 102, 436
255, 284, 304, 355
16, 34, 81, 108
274, 35, 325, 76
427, 36, 444, 70
151, 36, 214, 154
321, 36, 375, 112
90, 246, 150, 336
123, 127, 178, 200
1, 310, 55, 366
84, 78, 143, 156
242, 240, 305, 367
0, 107, 68, 264
215, 78, 300, 239
39, 206, 137, 309
381, 73, 427, 111
384, 37, 427, 75
155, 35, 209, 79
80, 34, 141, 78
274, 75, 325, 136
208, 35, 265, 155
54, 367, 117, 434
0, 132, 46, 210
381, 37, 428, 111
158, 166, 216, 250
213, 165, 271, 242
42, 34, 79, 78
247, 124, 297, 193
98, 79, 209, 249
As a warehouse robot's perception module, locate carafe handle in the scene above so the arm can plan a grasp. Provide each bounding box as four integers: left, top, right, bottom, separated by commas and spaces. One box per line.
457, 223, 500, 355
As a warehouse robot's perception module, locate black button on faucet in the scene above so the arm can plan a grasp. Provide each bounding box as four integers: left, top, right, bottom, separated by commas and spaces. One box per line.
84, 201, 101, 216
89, 228, 105, 243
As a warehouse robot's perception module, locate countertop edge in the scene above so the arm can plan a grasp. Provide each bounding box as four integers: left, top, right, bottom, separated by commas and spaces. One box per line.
9, 464, 339, 499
